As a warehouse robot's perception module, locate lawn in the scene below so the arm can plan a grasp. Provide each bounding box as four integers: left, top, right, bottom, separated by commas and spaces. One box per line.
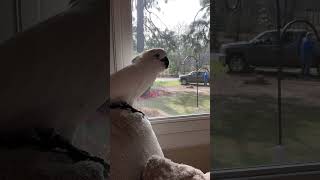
212, 94, 320, 169
135, 78, 210, 117
137, 91, 210, 117
153, 79, 180, 87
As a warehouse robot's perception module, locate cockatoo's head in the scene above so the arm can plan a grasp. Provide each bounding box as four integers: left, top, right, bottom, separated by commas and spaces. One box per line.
132, 48, 169, 71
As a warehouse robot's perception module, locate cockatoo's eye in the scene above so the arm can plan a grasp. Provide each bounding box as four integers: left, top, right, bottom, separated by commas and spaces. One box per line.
160, 56, 169, 69
154, 53, 160, 58
131, 56, 140, 64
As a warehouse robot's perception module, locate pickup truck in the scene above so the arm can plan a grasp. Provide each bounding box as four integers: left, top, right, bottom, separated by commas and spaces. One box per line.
220, 29, 320, 74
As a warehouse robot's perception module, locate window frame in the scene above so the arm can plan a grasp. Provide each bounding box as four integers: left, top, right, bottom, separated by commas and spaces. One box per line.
212, 162, 320, 179
151, 114, 210, 150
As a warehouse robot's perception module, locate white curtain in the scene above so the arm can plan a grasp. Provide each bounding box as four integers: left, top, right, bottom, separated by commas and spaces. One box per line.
110, 0, 133, 74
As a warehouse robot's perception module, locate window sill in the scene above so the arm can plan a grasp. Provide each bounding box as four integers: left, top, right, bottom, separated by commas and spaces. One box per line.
151, 114, 210, 150
212, 162, 320, 180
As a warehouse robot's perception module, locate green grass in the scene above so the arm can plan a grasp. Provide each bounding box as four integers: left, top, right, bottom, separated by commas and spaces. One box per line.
153, 79, 180, 87
137, 92, 210, 116
212, 94, 320, 169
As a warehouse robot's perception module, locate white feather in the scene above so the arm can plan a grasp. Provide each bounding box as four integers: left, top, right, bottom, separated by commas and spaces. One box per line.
110, 48, 168, 105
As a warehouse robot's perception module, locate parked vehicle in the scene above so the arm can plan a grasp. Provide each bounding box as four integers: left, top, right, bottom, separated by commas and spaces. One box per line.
179, 71, 210, 85
220, 29, 320, 74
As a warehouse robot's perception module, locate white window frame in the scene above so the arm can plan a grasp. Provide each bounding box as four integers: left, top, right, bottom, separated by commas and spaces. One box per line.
151, 114, 210, 150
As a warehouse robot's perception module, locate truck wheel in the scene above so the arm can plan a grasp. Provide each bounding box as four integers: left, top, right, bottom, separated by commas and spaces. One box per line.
181, 79, 187, 85
228, 55, 247, 72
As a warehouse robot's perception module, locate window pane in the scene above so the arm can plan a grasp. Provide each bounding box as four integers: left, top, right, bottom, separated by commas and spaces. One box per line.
213, 0, 279, 169
131, 0, 210, 118
282, 0, 320, 165
213, 0, 320, 171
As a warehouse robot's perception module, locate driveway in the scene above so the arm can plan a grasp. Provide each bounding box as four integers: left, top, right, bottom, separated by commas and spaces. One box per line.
213, 72, 320, 106
157, 77, 179, 81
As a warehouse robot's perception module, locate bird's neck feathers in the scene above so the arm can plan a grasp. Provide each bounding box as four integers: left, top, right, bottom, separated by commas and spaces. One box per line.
137, 60, 164, 74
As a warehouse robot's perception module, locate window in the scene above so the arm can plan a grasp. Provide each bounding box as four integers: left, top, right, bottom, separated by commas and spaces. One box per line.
257, 32, 278, 44
110, 0, 210, 155
213, 0, 320, 175
131, 0, 210, 118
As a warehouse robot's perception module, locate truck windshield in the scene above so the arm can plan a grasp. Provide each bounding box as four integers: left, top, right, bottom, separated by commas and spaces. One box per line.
251, 31, 277, 43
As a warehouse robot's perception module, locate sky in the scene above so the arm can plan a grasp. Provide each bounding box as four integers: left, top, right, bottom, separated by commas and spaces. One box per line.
132, 0, 202, 31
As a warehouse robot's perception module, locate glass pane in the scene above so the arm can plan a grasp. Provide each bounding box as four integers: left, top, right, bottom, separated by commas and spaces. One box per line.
131, 0, 210, 118
213, 0, 320, 171
212, 0, 279, 169
281, 0, 320, 165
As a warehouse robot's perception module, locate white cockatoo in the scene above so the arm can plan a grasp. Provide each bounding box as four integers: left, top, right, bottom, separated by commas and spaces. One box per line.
110, 48, 169, 105
110, 48, 169, 180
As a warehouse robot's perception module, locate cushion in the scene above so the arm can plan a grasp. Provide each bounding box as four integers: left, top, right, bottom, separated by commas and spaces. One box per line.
110, 106, 164, 180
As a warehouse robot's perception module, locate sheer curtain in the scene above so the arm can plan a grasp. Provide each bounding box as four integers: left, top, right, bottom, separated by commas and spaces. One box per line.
110, 0, 133, 74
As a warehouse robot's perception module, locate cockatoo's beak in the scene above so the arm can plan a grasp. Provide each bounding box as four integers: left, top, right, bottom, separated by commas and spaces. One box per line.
160, 56, 169, 69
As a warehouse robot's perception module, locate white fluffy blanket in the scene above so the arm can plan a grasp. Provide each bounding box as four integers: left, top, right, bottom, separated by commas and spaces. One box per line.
142, 155, 210, 180
110, 105, 164, 180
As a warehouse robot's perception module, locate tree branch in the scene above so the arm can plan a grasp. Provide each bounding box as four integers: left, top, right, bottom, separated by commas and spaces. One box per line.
144, 23, 162, 45
144, 5, 169, 29
193, 5, 209, 23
